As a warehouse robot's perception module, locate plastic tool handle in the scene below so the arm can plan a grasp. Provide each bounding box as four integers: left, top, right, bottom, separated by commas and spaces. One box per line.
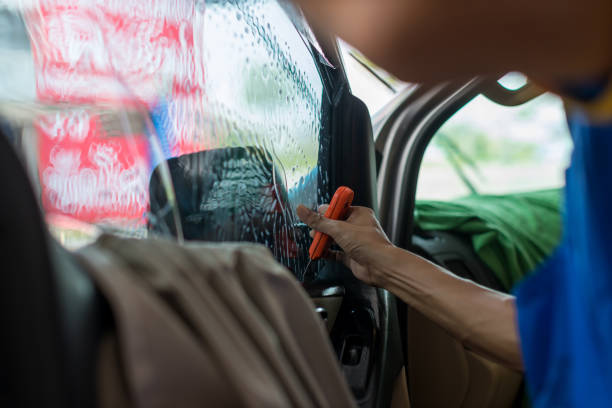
308, 186, 354, 260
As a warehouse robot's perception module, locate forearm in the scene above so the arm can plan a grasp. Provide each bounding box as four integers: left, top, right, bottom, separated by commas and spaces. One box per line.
377, 246, 523, 371
296, 204, 524, 369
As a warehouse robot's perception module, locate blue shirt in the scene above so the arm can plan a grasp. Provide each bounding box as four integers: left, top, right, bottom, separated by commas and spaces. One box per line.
515, 82, 612, 407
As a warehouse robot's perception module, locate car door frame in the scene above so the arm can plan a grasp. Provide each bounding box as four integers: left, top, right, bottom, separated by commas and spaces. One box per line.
311, 32, 404, 408
373, 75, 545, 404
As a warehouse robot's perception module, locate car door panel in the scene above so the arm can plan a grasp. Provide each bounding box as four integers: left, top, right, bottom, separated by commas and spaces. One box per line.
376, 79, 532, 407
406, 308, 521, 408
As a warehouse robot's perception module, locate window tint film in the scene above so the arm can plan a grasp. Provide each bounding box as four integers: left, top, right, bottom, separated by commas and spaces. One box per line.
0, 0, 330, 278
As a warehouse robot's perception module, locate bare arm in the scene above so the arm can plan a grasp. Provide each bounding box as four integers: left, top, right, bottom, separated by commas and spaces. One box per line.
294, 0, 612, 84
297, 205, 523, 370
378, 245, 522, 370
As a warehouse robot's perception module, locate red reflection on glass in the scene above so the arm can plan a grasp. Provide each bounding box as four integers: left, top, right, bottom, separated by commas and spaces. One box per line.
37, 111, 149, 223
27, 0, 206, 225
28, 0, 202, 105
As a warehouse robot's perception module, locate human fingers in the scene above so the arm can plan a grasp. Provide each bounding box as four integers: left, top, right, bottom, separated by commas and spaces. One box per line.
297, 204, 341, 238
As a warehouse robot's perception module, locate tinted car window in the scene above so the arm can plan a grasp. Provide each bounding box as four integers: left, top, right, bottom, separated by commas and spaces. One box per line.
0, 0, 330, 277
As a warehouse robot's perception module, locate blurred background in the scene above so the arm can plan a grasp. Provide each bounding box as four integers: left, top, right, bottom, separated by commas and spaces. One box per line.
339, 41, 572, 201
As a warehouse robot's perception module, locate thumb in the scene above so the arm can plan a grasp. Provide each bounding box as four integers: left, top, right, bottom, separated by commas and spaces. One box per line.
297, 204, 340, 238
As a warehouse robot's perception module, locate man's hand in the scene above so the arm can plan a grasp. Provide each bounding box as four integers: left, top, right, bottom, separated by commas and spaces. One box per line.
297, 204, 395, 286
298, 203, 523, 369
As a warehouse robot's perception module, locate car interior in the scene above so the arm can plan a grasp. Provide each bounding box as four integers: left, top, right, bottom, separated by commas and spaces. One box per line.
0, 1, 567, 407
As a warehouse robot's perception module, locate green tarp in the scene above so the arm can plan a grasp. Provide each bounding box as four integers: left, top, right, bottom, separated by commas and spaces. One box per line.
414, 189, 563, 291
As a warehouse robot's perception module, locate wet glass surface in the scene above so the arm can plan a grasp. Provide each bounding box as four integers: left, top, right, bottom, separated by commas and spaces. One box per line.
0, 0, 331, 278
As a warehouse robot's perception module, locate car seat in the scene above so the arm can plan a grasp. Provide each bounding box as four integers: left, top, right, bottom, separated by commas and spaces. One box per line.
0, 129, 109, 408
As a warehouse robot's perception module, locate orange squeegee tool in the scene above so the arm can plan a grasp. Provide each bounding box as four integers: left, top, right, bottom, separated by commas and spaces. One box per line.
308, 186, 354, 261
